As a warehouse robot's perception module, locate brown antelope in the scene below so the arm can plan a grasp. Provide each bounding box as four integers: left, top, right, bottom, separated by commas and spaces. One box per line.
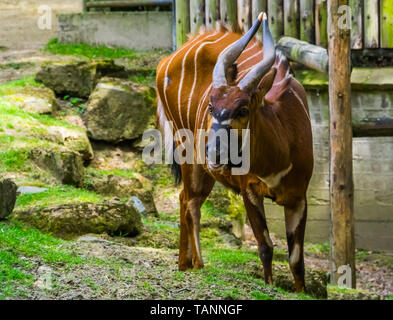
156, 13, 313, 292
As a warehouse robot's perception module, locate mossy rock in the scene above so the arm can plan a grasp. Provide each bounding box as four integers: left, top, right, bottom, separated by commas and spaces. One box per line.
45, 126, 94, 161
12, 200, 143, 239
35, 60, 127, 98
2, 86, 57, 114
85, 77, 156, 142
327, 285, 380, 300
85, 174, 158, 216
29, 147, 84, 186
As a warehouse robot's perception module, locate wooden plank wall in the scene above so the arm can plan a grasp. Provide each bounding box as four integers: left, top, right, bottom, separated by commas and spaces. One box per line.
174, 0, 393, 50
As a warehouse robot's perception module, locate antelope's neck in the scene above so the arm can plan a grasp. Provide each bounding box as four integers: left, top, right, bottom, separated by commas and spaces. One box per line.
249, 107, 292, 181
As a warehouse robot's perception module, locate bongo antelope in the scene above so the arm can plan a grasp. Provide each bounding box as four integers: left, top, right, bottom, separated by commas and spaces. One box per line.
156, 13, 313, 292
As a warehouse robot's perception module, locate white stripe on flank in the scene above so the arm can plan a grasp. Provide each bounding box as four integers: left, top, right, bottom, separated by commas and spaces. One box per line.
194, 83, 212, 133
162, 32, 210, 132
237, 49, 262, 67
186, 32, 231, 128
177, 32, 219, 129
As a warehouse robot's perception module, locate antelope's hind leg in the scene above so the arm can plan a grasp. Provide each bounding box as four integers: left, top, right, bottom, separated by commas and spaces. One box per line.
284, 198, 307, 292
178, 164, 215, 271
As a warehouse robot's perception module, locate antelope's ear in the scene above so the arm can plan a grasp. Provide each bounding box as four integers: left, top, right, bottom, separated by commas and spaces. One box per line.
256, 67, 276, 97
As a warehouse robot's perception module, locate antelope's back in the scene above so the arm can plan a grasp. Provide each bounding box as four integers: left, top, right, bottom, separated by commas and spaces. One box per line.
156, 29, 264, 134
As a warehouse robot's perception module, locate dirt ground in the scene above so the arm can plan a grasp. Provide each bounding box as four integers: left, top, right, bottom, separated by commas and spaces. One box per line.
0, 0, 82, 51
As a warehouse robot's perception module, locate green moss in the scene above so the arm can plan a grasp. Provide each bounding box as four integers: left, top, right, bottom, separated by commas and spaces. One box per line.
15, 185, 105, 210
45, 38, 139, 59
293, 69, 329, 89
0, 149, 28, 173
0, 76, 43, 96
0, 98, 81, 130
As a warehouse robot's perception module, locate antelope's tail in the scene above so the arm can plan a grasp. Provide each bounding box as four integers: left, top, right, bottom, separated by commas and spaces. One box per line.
156, 98, 183, 185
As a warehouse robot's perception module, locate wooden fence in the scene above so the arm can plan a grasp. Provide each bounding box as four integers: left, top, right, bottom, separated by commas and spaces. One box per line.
175, 0, 393, 49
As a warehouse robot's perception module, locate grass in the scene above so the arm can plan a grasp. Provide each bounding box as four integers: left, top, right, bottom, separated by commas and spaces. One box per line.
0, 221, 86, 299
0, 76, 43, 96
15, 185, 106, 210
45, 38, 139, 60
0, 99, 78, 129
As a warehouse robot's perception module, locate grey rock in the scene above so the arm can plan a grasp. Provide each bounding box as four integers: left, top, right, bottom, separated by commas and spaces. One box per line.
17, 186, 48, 195
29, 147, 84, 186
128, 196, 147, 216
0, 179, 17, 219
12, 201, 143, 238
35, 60, 126, 98
85, 77, 156, 142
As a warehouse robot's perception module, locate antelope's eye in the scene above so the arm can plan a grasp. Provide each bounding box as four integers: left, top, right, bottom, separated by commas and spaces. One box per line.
237, 107, 249, 118
208, 103, 213, 115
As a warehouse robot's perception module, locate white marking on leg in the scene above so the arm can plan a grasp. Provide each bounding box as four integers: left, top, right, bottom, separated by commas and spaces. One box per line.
258, 163, 293, 188
289, 243, 301, 267
285, 200, 306, 234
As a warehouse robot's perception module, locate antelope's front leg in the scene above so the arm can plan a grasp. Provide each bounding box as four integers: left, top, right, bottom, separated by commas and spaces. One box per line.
242, 191, 274, 284
178, 165, 215, 271
284, 199, 307, 292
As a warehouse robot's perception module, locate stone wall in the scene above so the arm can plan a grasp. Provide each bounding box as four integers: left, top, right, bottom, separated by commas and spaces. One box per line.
267, 69, 393, 251
58, 11, 173, 50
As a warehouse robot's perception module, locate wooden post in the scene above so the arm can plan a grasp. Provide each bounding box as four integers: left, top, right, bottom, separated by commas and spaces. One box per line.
363, 0, 379, 48
251, 0, 267, 41
267, 0, 283, 41
175, 0, 190, 49
300, 0, 314, 43
237, 0, 252, 32
283, 0, 299, 38
190, 0, 205, 34
327, 0, 356, 288
220, 0, 238, 31
349, 0, 362, 49
380, 0, 393, 48
205, 0, 220, 30
315, 0, 328, 47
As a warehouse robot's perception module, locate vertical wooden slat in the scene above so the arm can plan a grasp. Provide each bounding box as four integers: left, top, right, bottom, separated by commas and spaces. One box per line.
364, 0, 379, 48
267, 0, 284, 41
300, 0, 314, 43
190, 0, 205, 34
83, 0, 88, 12
328, 0, 356, 289
252, 0, 267, 41
176, 0, 190, 48
220, 0, 238, 31
380, 0, 393, 48
315, 0, 328, 47
283, 0, 299, 38
349, 0, 362, 49
205, 0, 220, 30
238, 0, 252, 32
